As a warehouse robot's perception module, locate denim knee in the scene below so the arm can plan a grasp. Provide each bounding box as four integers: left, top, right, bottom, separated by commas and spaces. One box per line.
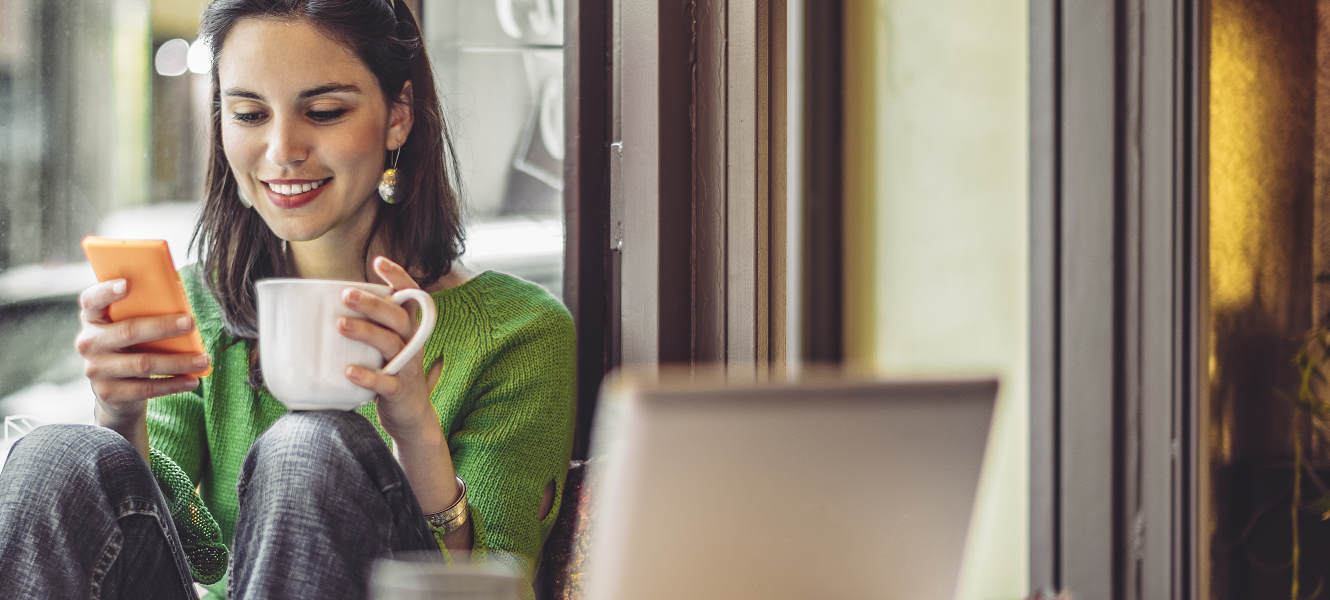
0, 425, 193, 600
251, 411, 377, 460
5, 424, 139, 475
230, 412, 432, 600
0, 423, 160, 534
241, 411, 384, 492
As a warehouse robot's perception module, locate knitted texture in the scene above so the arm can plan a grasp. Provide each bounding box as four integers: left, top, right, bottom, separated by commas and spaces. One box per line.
149, 447, 227, 584
146, 267, 576, 599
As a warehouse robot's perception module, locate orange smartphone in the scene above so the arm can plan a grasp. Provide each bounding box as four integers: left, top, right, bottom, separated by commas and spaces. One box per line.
80, 236, 211, 378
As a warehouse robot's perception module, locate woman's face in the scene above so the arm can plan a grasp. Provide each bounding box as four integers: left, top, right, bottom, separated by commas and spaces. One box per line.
216, 18, 411, 244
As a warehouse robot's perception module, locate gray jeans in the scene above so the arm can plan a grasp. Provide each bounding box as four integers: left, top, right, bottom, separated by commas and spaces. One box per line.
0, 410, 439, 599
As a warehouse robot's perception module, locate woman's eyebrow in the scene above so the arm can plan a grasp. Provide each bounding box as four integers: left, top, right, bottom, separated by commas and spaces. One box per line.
222, 88, 264, 100
219, 84, 361, 101
298, 83, 361, 99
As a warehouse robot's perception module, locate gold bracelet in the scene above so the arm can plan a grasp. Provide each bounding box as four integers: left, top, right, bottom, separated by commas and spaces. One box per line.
425, 476, 468, 535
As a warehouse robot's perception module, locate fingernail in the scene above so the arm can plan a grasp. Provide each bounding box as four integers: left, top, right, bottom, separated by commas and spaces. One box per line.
193, 354, 210, 368
338, 317, 352, 331
345, 366, 361, 381
178, 316, 193, 330
346, 289, 361, 304
111, 280, 126, 295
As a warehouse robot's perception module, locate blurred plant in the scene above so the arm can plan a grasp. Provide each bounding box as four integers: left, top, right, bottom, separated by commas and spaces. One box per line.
1286, 325, 1330, 600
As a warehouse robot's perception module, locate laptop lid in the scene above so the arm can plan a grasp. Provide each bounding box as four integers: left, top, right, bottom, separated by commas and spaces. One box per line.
583, 371, 998, 600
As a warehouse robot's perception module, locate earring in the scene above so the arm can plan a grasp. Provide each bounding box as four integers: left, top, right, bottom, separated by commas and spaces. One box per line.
378, 148, 401, 204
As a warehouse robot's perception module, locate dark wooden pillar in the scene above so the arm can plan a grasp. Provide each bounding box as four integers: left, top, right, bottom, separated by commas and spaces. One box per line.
564, 0, 612, 460
1030, 0, 1203, 597
617, 0, 791, 369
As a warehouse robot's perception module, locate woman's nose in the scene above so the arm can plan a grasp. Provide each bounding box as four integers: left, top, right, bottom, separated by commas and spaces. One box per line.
265, 116, 308, 167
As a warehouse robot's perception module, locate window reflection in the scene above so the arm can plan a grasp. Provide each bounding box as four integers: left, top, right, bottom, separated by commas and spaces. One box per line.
423, 0, 565, 297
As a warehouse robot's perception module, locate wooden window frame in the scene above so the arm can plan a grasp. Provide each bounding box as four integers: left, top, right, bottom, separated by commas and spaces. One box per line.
1029, 0, 1204, 597
564, 0, 612, 460
611, 0, 813, 369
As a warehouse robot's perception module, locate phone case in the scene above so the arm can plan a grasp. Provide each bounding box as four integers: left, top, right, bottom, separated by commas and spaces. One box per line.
80, 236, 212, 378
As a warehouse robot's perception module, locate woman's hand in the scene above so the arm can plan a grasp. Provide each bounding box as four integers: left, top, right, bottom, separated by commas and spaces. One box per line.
339, 257, 441, 443
76, 279, 211, 461
341, 258, 471, 550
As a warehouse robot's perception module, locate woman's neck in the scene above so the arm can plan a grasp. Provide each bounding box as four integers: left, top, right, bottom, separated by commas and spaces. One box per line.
284, 203, 477, 291
287, 208, 380, 282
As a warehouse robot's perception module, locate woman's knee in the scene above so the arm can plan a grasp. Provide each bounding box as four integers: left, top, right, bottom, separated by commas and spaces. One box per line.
244, 412, 380, 480
5, 424, 137, 472
240, 411, 394, 499
0, 425, 151, 506
252, 411, 375, 458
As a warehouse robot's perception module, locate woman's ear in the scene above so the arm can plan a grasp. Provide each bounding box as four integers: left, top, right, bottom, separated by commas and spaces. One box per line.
388, 80, 415, 151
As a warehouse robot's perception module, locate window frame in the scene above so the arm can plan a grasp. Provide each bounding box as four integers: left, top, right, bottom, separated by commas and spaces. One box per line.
1029, 0, 1204, 597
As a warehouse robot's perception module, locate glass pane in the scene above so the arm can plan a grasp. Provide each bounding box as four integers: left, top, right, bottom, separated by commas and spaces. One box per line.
0, 0, 168, 433
421, 0, 565, 299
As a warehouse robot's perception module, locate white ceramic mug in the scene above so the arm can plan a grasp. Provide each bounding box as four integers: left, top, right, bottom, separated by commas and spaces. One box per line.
256, 278, 437, 411
371, 553, 521, 599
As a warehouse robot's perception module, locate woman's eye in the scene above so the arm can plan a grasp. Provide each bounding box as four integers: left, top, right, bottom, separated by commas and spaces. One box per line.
232, 111, 267, 124
308, 109, 348, 122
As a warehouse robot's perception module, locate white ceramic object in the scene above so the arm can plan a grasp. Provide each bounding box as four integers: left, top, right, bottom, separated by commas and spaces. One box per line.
256, 279, 436, 411
372, 554, 521, 600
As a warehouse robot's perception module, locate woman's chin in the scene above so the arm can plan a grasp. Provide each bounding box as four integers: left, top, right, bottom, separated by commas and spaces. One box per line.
264, 222, 329, 245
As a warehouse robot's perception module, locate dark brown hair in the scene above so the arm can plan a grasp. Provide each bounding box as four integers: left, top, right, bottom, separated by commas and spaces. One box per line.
192, 0, 464, 362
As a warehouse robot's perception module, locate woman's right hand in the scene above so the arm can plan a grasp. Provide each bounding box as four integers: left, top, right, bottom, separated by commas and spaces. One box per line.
76, 279, 210, 439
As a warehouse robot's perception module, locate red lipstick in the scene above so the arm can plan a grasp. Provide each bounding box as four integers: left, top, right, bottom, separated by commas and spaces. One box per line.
263, 179, 330, 210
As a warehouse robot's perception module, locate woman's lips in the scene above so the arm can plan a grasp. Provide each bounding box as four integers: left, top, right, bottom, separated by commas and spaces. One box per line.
263, 179, 329, 209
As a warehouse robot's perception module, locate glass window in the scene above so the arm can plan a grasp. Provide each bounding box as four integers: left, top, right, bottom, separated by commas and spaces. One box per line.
0, 0, 567, 444
421, 0, 565, 298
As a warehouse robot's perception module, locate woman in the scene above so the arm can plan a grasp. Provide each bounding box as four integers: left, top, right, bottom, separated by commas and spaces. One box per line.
0, 1, 575, 598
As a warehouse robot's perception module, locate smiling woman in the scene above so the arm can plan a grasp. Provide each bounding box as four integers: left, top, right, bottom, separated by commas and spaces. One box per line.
0, 2, 576, 600
200, 6, 464, 341
220, 25, 403, 247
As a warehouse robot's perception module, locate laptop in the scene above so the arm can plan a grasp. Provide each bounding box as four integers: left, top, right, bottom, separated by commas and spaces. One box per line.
582, 369, 998, 600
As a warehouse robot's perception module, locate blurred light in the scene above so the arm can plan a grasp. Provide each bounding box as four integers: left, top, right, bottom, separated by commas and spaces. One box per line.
154, 38, 190, 77
187, 37, 211, 75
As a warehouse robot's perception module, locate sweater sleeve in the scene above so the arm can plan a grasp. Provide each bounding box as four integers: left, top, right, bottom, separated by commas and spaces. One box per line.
450, 299, 576, 589
147, 385, 228, 584
143, 264, 229, 584
147, 387, 228, 584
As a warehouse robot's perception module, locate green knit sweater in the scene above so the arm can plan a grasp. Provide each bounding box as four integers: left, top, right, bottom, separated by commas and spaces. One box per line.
145, 267, 576, 598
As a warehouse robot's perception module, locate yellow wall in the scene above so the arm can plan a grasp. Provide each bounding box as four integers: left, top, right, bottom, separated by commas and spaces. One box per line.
843, 0, 1029, 598
152, 0, 210, 39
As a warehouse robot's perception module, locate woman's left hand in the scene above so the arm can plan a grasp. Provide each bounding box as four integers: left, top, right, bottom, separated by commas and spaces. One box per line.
340, 258, 468, 536
339, 256, 441, 445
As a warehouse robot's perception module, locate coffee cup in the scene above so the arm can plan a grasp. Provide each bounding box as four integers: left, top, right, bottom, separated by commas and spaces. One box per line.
256, 278, 437, 411
371, 552, 521, 600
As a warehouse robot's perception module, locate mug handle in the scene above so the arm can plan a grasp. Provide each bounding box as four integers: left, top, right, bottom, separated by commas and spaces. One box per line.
379, 288, 438, 376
